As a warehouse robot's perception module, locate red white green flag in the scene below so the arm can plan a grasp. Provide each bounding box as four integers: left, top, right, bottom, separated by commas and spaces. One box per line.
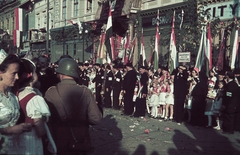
230, 19, 239, 70
168, 10, 177, 74
154, 9, 160, 71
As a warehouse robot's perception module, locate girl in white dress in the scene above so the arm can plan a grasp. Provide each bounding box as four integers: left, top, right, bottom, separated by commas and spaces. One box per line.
205, 81, 217, 128
0, 53, 32, 154
158, 80, 168, 119
15, 58, 52, 155
165, 78, 174, 121
148, 81, 159, 118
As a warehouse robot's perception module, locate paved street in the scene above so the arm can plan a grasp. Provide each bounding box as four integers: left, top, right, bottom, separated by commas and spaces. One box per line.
90, 108, 240, 155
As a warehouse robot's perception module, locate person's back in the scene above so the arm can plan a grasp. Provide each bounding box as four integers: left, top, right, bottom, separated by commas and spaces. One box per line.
44, 58, 102, 155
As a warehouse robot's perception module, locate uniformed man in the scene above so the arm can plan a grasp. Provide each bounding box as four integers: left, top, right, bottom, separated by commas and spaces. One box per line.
112, 64, 122, 110
78, 62, 84, 85
44, 58, 102, 155
122, 62, 137, 115
104, 64, 114, 108
134, 66, 149, 117
82, 63, 90, 87
92, 63, 104, 105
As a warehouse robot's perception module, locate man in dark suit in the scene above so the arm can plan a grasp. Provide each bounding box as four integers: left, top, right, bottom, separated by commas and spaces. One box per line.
222, 71, 239, 134
77, 62, 84, 85
104, 65, 113, 108
134, 66, 148, 117
173, 65, 188, 125
92, 63, 104, 105
122, 63, 137, 115
112, 64, 122, 110
81, 63, 90, 87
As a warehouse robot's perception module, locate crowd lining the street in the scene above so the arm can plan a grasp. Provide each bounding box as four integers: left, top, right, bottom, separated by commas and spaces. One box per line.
0, 51, 240, 155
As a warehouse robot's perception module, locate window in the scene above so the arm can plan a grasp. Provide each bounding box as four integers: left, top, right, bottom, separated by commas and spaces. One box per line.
86, 0, 92, 12
73, 0, 78, 17
44, 15, 47, 26
74, 43, 76, 55
38, 17, 40, 28
66, 44, 69, 55
62, 0, 67, 20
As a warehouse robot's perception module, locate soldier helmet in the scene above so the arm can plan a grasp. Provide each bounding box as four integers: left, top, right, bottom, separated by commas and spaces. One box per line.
56, 58, 79, 78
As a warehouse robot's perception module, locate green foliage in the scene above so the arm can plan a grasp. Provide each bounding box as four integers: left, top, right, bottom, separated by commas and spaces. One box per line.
158, 0, 221, 62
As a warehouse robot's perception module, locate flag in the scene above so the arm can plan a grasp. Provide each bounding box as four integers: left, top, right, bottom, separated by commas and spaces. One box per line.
139, 28, 148, 67
216, 26, 226, 71
116, 35, 122, 57
14, 8, 23, 48
105, 2, 115, 61
148, 50, 154, 67
128, 35, 137, 63
195, 25, 206, 71
154, 9, 160, 71
123, 34, 130, 64
230, 20, 239, 70
168, 10, 177, 74
205, 22, 213, 73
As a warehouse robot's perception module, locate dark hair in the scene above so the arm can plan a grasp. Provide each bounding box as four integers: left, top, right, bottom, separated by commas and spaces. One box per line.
226, 71, 235, 79
17, 58, 36, 87
0, 54, 20, 73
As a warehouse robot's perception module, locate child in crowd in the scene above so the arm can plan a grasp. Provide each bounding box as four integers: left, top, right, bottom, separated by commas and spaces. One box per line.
165, 78, 174, 121
186, 68, 199, 122
158, 80, 168, 119
205, 81, 217, 128
212, 80, 225, 130
148, 81, 160, 118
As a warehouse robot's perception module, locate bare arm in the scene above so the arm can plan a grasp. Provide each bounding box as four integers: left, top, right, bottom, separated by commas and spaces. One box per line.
0, 123, 32, 135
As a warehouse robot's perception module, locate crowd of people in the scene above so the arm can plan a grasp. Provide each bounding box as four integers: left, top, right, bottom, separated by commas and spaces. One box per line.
76, 59, 240, 135
0, 52, 102, 155
0, 50, 240, 155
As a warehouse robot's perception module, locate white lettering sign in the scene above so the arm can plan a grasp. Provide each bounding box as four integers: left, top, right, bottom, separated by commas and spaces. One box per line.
178, 52, 191, 63
204, 1, 239, 20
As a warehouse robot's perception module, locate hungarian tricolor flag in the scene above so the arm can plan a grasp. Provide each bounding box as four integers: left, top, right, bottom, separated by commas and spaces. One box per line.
216, 25, 226, 71
195, 25, 206, 71
139, 28, 147, 67
122, 34, 130, 64
230, 19, 239, 70
154, 9, 160, 71
205, 22, 213, 75
168, 10, 177, 74
105, 2, 115, 61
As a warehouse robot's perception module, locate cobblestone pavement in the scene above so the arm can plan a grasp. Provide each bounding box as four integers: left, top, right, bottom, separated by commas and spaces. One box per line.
89, 108, 240, 155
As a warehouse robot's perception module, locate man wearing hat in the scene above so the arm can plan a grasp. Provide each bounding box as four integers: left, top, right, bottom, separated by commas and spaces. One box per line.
122, 62, 137, 115
112, 64, 122, 110
134, 66, 149, 117
173, 65, 188, 125
45, 58, 102, 155
82, 63, 90, 86
104, 65, 114, 108
222, 71, 239, 134
92, 63, 104, 105
77, 62, 84, 85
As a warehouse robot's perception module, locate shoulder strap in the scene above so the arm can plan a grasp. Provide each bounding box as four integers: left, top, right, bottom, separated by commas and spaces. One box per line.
19, 93, 37, 124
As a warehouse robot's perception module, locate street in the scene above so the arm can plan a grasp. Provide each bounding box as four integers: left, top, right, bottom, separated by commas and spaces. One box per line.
90, 108, 240, 155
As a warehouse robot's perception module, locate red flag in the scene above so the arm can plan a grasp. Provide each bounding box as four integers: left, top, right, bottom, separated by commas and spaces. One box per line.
206, 22, 212, 70
154, 9, 160, 71
216, 24, 225, 71
105, 2, 115, 61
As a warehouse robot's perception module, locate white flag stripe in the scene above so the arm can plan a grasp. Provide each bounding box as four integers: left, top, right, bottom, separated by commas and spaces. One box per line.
230, 27, 239, 69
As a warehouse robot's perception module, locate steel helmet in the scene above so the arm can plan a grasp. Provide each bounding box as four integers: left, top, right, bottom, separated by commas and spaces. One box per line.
56, 58, 79, 78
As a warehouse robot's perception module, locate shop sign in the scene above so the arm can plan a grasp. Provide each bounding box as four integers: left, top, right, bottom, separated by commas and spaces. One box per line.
142, 11, 183, 27
178, 52, 191, 63
204, 1, 240, 20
